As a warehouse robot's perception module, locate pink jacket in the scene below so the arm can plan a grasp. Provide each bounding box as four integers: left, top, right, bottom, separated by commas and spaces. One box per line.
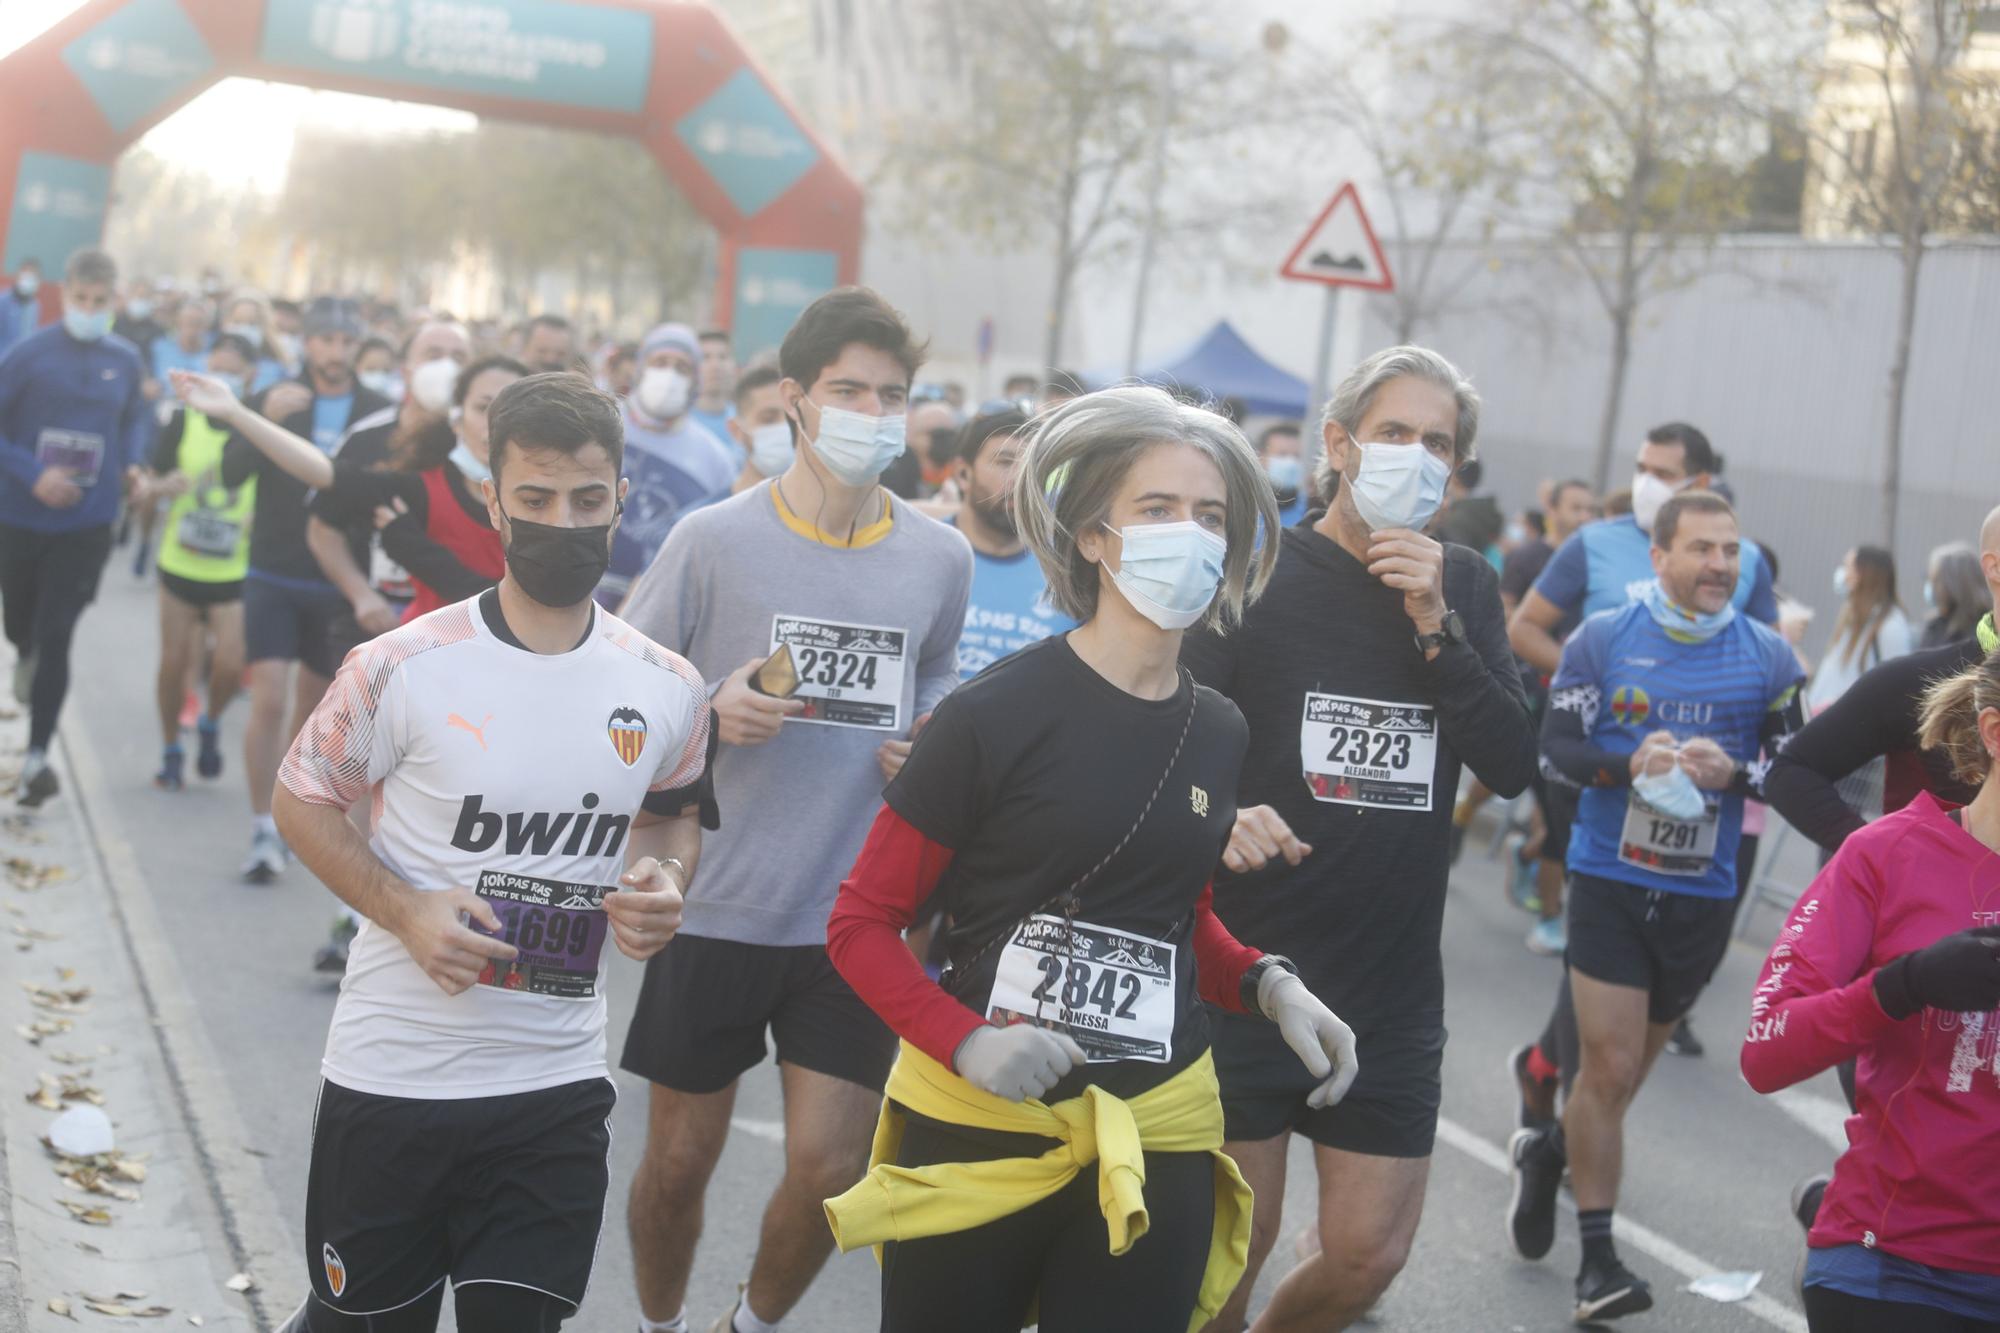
1741, 793, 2000, 1276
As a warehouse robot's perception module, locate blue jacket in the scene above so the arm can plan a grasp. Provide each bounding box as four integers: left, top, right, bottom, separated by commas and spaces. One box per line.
0, 325, 152, 533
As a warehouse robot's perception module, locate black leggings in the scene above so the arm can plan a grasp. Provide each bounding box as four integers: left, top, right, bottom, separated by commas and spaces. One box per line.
879, 1109, 1216, 1333
289, 1283, 572, 1331
1805, 1285, 2000, 1332
0, 523, 112, 751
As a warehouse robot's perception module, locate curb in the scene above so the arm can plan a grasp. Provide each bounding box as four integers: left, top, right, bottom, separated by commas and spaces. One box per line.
59, 721, 301, 1329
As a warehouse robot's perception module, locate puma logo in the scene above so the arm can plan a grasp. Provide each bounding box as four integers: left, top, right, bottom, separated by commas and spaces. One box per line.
446, 713, 494, 751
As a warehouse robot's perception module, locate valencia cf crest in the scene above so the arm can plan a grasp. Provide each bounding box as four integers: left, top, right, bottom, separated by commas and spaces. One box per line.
323, 1242, 347, 1297
607, 707, 648, 766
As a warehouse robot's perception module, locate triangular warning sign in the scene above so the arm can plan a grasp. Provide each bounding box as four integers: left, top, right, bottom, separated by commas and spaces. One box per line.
1279, 182, 1395, 292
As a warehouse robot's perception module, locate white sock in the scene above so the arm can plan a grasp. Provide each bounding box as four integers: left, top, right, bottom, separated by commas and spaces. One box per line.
637, 1313, 687, 1333
253, 813, 278, 838
21, 749, 45, 778
733, 1297, 779, 1333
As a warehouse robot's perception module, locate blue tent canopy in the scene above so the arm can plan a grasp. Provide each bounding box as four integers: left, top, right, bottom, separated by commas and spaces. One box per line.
1100, 321, 1309, 420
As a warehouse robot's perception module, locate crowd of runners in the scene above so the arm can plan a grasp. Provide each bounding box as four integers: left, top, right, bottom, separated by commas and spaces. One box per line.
1, 248, 1996, 1332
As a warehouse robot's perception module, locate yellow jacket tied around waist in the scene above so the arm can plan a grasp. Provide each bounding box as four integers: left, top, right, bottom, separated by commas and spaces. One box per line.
823, 1040, 1253, 1332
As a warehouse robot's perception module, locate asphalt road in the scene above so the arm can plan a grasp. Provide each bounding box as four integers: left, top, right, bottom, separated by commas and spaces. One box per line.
66, 568, 1849, 1332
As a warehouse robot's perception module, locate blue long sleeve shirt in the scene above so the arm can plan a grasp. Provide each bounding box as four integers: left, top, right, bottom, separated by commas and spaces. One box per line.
0, 325, 152, 533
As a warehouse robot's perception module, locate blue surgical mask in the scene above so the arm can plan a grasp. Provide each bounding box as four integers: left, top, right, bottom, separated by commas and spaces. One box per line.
1104, 520, 1227, 630
1833, 564, 1851, 598
448, 441, 492, 485
1642, 578, 1736, 642
359, 369, 403, 402
63, 307, 113, 342
1923, 578, 1935, 610
1631, 748, 1708, 822
1266, 454, 1303, 496
806, 402, 906, 487
1348, 442, 1452, 532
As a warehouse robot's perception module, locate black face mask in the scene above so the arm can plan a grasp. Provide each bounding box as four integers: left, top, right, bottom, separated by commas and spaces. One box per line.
499, 503, 615, 608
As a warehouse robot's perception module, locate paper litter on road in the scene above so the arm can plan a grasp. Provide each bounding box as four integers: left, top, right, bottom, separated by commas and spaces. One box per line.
1688, 1269, 1763, 1302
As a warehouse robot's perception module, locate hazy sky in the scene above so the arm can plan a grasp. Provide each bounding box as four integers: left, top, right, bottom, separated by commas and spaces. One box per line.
0, 0, 474, 192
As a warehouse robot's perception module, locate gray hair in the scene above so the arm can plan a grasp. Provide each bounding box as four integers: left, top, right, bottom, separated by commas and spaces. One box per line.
1928, 541, 1988, 634
1313, 345, 1480, 503
1012, 385, 1279, 632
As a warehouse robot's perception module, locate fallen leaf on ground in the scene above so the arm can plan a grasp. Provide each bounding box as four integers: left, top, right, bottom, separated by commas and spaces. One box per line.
5, 857, 68, 889
57, 1198, 113, 1225
17, 1016, 72, 1044
48, 1296, 75, 1319
83, 1301, 172, 1317
223, 1274, 253, 1293
188, 1317, 204, 1327
26, 1073, 61, 1109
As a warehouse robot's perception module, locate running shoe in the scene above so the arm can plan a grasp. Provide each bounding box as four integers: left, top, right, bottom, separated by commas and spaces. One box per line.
1790, 1173, 1830, 1233
18, 764, 57, 809
1573, 1255, 1653, 1322
241, 828, 287, 884
1525, 916, 1567, 956
705, 1284, 749, 1333
195, 721, 223, 780
1665, 1016, 1704, 1058
154, 745, 185, 791
1508, 1042, 1558, 1130
313, 914, 359, 974
1506, 1126, 1565, 1260
11, 655, 34, 705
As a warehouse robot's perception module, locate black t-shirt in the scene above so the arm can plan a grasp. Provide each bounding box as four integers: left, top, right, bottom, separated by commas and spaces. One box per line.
1499, 536, 1566, 694
220, 383, 389, 583
884, 633, 1248, 1101
1183, 524, 1534, 1032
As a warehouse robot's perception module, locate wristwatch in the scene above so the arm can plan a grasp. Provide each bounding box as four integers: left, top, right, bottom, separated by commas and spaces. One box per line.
1414, 610, 1467, 656
1241, 954, 1300, 1018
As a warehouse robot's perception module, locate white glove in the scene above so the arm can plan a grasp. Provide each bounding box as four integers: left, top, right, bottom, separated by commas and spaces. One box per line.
1259, 969, 1359, 1108
953, 1022, 1088, 1102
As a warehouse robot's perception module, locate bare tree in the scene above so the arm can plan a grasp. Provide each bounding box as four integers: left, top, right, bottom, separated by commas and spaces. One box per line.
1449, 0, 1790, 491
1797, 0, 1995, 546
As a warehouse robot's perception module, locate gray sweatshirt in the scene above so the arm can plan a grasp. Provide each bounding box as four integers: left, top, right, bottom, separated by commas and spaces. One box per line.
620, 481, 972, 946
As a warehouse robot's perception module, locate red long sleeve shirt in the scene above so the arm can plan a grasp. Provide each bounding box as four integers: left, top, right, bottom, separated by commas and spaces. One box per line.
1740, 792, 2000, 1275
827, 804, 1264, 1071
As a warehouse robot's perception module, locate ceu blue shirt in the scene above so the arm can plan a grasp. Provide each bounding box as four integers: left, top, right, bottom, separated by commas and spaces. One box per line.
952, 521, 1077, 680
1553, 601, 1802, 898
1534, 514, 1777, 624
602, 412, 740, 606
311, 393, 354, 452
0, 326, 152, 533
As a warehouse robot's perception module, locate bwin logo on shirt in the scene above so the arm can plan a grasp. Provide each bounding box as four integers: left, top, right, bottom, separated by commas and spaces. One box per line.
451, 794, 629, 858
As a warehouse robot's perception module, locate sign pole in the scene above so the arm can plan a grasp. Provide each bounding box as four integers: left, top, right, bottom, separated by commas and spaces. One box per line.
1306, 285, 1338, 476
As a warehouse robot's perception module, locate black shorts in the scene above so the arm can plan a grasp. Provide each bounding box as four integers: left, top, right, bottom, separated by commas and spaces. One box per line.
620, 934, 897, 1094
1212, 1008, 1444, 1158
160, 570, 242, 608
1565, 871, 1737, 1024
1537, 779, 1578, 865
244, 576, 346, 676
304, 1077, 615, 1316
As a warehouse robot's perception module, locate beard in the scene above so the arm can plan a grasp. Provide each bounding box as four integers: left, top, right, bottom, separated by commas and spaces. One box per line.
972, 491, 1018, 540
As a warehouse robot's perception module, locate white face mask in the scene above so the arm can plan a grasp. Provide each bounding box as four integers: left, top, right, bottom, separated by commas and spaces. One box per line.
358, 369, 403, 401
1104, 520, 1227, 630
1265, 454, 1304, 495
407, 356, 458, 413
223, 321, 263, 350
638, 366, 692, 420
1630, 471, 1690, 533
15, 272, 39, 296
806, 401, 907, 486
1347, 442, 1452, 533
1833, 564, 1852, 598
748, 420, 794, 477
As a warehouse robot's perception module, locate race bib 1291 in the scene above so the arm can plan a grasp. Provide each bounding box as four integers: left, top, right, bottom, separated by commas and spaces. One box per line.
1299, 691, 1438, 811
470, 870, 611, 999
985, 915, 1177, 1064
770, 615, 908, 730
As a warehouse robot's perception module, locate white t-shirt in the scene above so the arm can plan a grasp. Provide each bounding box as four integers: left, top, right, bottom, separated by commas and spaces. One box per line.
279, 595, 710, 1099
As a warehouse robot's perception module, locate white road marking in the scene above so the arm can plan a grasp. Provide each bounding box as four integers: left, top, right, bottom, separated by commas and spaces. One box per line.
732, 1115, 787, 1144
1433, 1115, 1809, 1333
1768, 1088, 1851, 1154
